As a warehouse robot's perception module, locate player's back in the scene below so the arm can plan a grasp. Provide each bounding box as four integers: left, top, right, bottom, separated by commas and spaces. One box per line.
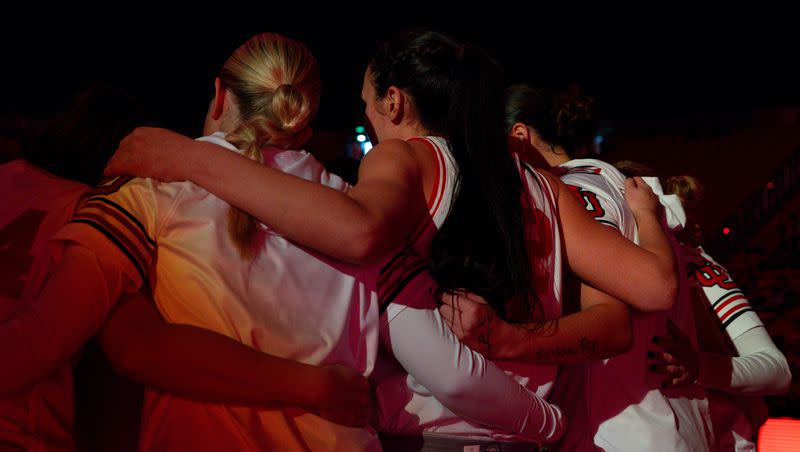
53, 134, 380, 451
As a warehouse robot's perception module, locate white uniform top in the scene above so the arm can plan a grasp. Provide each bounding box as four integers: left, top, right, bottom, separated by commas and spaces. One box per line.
685, 244, 780, 452
0, 160, 87, 452
684, 245, 763, 340
373, 140, 565, 443
54, 134, 564, 449
549, 158, 713, 451
55, 133, 381, 452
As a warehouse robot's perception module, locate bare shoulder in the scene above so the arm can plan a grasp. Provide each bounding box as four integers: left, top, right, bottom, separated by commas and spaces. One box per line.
365, 139, 417, 160
532, 167, 564, 201
358, 139, 420, 179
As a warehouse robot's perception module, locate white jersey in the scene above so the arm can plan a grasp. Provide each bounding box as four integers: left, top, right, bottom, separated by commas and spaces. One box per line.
684, 244, 765, 451
683, 245, 763, 341
54, 133, 380, 452
550, 158, 713, 451
373, 141, 564, 441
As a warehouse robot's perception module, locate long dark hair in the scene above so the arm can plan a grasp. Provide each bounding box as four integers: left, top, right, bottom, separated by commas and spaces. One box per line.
370, 30, 536, 321
504, 83, 595, 154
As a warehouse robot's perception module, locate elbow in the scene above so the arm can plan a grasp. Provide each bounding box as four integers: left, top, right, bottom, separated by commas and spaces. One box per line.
349, 234, 382, 265
345, 223, 390, 265
99, 329, 149, 381
425, 370, 478, 410
659, 274, 679, 311
663, 261, 679, 308
99, 338, 135, 379
435, 380, 474, 410
640, 272, 678, 312
776, 356, 793, 395
777, 371, 792, 395
104, 345, 151, 383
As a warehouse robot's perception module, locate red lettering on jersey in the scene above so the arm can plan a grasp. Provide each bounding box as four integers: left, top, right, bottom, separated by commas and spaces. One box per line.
694, 262, 738, 290
566, 185, 606, 218
0, 209, 47, 298
560, 165, 602, 175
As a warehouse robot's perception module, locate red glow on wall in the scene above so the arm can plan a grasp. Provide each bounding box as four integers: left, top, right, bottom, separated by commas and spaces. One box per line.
759, 418, 800, 451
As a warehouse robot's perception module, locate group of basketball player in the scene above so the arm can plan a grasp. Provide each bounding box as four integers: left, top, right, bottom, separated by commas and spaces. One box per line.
0, 29, 790, 451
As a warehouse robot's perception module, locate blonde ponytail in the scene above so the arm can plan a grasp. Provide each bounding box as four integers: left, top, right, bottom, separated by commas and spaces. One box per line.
217, 33, 320, 258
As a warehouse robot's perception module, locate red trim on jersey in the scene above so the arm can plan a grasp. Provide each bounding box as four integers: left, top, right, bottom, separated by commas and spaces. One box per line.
714, 294, 747, 315
404, 137, 449, 247
378, 245, 424, 289
552, 164, 602, 177
719, 303, 751, 322
70, 195, 157, 279
378, 247, 428, 309
427, 139, 446, 216
407, 137, 444, 213
530, 165, 559, 218
79, 199, 156, 248
380, 262, 428, 312
71, 210, 153, 276
78, 176, 134, 203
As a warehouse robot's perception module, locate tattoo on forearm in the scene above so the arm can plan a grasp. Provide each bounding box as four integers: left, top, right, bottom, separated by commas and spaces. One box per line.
534, 337, 599, 362
477, 313, 493, 357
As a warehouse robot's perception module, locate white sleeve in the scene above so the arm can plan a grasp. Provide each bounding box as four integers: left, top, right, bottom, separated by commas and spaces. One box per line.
728, 326, 791, 394
689, 248, 763, 340
699, 325, 791, 395
381, 306, 565, 443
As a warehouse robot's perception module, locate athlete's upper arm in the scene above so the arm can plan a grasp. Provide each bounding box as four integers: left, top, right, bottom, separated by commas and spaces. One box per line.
551, 173, 675, 310
343, 139, 428, 261
51, 177, 182, 291
0, 243, 129, 394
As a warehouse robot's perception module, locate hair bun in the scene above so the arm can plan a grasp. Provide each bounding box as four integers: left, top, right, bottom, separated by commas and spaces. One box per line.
271, 83, 306, 133
552, 88, 595, 140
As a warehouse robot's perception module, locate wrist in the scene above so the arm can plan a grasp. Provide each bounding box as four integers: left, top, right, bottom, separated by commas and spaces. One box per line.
491, 320, 520, 360
631, 207, 658, 219
281, 362, 329, 411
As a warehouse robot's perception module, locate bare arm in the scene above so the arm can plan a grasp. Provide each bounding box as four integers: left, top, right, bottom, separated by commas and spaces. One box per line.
99, 291, 370, 426
0, 244, 123, 395
106, 128, 427, 264
440, 286, 633, 364
550, 173, 677, 311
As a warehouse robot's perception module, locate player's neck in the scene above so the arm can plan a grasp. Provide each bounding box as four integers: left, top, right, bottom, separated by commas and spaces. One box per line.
543, 146, 571, 167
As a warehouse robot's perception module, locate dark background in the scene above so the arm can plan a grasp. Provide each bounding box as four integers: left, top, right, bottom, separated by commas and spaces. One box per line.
3, 8, 799, 444
2, 8, 797, 136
